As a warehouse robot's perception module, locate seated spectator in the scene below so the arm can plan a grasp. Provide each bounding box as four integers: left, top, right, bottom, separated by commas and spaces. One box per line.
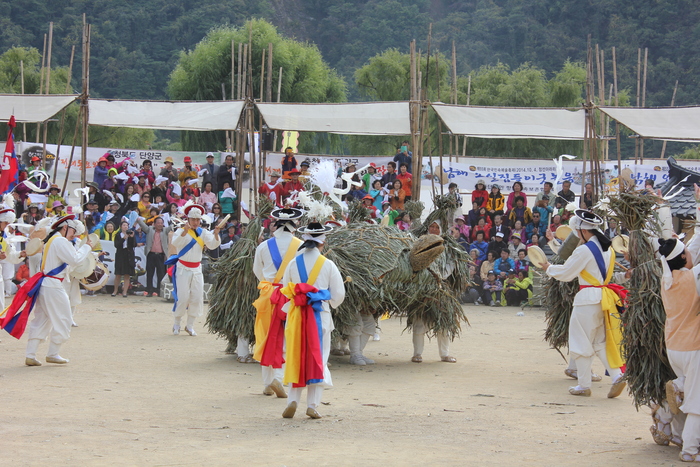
504, 269, 521, 306
137, 192, 152, 217
362, 195, 378, 218
469, 248, 482, 270
527, 233, 540, 248
481, 270, 503, 307
510, 220, 525, 242
507, 181, 527, 211
454, 216, 471, 239
14, 258, 30, 288
471, 217, 491, 242
349, 183, 368, 200
182, 178, 200, 201
466, 201, 481, 227
395, 212, 411, 231
470, 231, 489, 261
554, 200, 572, 224
480, 251, 496, 283
514, 249, 530, 276
388, 180, 406, 211
525, 212, 547, 247
581, 183, 594, 209
508, 233, 527, 260
494, 248, 515, 275
471, 180, 488, 208
507, 196, 532, 228
488, 232, 508, 257
198, 181, 218, 212
486, 184, 505, 221
219, 181, 237, 215
489, 214, 510, 242
549, 214, 563, 233
513, 270, 534, 306
397, 163, 412, 200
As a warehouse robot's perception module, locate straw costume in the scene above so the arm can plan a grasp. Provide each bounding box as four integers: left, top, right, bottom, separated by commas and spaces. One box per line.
168, 203, 221, 336
544, 210, 628, 397
280, 222, 345, 420
252, 207, 303, 398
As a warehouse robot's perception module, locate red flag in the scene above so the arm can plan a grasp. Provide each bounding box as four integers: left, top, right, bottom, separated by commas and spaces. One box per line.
0, 116, 19, 194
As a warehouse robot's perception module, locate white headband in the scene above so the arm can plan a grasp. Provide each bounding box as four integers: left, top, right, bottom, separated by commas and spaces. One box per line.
658, 239, 686, 290
302, 233, 326, 244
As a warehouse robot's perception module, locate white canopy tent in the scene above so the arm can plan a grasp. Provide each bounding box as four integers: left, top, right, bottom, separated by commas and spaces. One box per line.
89, 99, 245, 131
256, 101, 411, 135
599, 106, 700, 142
0, 94, 78, 123
431, 103, 586, 140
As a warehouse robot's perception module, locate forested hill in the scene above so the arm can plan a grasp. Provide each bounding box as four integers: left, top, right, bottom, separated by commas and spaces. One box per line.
1, 0, 699, 107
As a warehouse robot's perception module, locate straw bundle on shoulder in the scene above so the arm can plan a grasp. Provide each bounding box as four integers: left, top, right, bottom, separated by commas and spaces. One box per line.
541, 253, 578, 351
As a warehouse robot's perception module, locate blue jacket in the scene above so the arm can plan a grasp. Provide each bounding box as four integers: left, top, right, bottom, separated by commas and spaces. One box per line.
470, 240, 489, 261
494, 257, 515, 273
93, 165, 109, 188
525, 221, 546, 241
393, 152, 413, 173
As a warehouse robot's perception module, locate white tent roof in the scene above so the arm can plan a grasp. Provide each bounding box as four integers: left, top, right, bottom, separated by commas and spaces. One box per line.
256, 102, 411, 135
432, 104, 585, 140
89, 99, 245, 131
0, 94, 78, 123
599, 106, 700, 142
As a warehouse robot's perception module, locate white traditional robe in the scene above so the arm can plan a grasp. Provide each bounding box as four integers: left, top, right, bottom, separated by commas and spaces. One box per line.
171, 227, 220, 321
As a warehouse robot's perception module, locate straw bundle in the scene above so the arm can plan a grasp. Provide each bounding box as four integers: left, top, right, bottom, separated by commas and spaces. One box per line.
608, 187, 674, 408
541, 253, 578, 350
206, 197, 272, 353
346, 199, 371, 224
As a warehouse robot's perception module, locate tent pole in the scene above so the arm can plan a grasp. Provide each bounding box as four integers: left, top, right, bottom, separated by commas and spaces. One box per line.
41, 22, 53, 163
660, 80, 678, 159
272, 67, 282, 154
37, 33, 46, 147
640, 47, 648, 164
62, 106, 82, 194
80, 18, 91, 188
612, 47, 623, 194
52, 45, 76, 184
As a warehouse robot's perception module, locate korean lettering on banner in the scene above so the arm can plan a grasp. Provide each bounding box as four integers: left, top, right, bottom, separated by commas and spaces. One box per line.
437, 159, 561, 193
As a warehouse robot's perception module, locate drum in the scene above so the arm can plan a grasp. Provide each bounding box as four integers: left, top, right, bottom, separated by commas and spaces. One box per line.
80, 261, 109, 291
26, 237, 44, 256
555, 225, 573, 241
527, 246, 548, 269
611, 234, 630, 254
71, 251, 97, 280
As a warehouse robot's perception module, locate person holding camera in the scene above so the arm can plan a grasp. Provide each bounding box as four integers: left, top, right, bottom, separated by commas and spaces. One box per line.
113, 220, 136, 297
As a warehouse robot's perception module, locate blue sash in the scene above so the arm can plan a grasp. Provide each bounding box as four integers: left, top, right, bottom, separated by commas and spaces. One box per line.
584, 242, 607, 279
268, 238, 283, 270
165, 227, 203, 311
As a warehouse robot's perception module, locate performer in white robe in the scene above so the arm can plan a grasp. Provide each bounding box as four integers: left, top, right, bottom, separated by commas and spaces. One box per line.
543, 210, 629, 397
280, 222, 345, 419
656, 233, 700, 462
64, 222, 87, 327
252, 207, 303, 396
169, 204, 221, 336
0, 208, 26, 311
23, 215, 92, 365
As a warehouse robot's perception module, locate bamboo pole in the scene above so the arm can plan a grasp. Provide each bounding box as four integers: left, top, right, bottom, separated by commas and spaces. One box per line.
237, 43, 243, 100
266, 43, 273, 103
462, 74, 471, 158
450, 40, 457, 163
259, 48, 266, 101
581, 37, 591, 202
272, 67, 283, 154
80, 19, 91, 187
62, 106, 83, 194
436, 53, 444, 196
37, 33, 47, 145
635, 48, 641, 164
20, 60, 26, 141
640, 47, 648, 163
612, 47, 622, 193
52, 45, 76, 183
41, 22, 54, 162
409, 40, 420, 198
660, 80, 679, 159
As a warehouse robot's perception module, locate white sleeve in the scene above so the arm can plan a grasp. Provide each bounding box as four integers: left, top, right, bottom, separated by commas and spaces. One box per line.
546, 245, 590, 282
252, 242, 266, 282
201, 228, 221, 250
56, 241, 91, 268
171, 229, 189, 249
327, 261, 346, 309
613, 271, 629, 284
5, 242, 23, 264
687, 222, 700, 266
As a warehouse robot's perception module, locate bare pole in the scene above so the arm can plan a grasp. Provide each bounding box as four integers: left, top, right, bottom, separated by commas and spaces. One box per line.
635, 48, 641, 164
640, 47, 648, 163
409, 40, 420, 200
660, 80, 679, 159
259, 48, 266, 101
52, 45, 76, 183
450, 40, 457, 163
266, 43, 273, 103
581, 36, 591, 202
41, 22, 55, 162
462, 74, 471, 158
62, 106, 83, 194
80, 18, 91, 187
37, 33, 47, 145
237, 43, 243, 100
20, 60, 26, 141
613, 47, 622, 193
436, 53, 444, 196
272, 67, 283, 154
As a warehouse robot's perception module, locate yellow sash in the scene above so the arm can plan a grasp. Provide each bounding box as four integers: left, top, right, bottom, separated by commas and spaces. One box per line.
283, 254, 327, 385
187, 229, 205, 249
579, 247, 625, 369
252, 237, 302, 361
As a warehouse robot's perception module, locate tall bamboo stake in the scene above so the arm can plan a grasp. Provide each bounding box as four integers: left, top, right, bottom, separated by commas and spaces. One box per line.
272, 66, 282, 154
436, 53, 444, 196
20, 60, 26, 141
613, 47, 622, 193
266, 43, 273, 103
640, 47, 648, 163
52, 45, 76, 183
80, 18, 91, 187
660, 80, 679, 159
450, 40, 457, 163
409, 40, 420, 199
635, 48, 641, 164
259, 48, 266, 101
62, 106, 83, 194
37, 33, 47, 145
237, 43, 243, 100
41, 22, 54, 162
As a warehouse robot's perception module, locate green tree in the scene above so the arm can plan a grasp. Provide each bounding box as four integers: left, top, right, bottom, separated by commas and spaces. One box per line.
168, 19, 347, 152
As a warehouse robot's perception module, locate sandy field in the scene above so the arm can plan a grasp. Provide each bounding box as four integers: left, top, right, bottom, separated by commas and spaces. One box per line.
0, 295, 683, 466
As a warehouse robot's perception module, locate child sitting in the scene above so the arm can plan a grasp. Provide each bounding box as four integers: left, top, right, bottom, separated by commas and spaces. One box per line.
481, 270, 503, 307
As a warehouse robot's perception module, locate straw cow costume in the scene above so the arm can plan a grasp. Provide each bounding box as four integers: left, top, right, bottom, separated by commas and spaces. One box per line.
251, 207, 303, 397
279, 222, 345, 420
167, 203, 221, 336
1, 214, 92, 366
543, 210, 629, 397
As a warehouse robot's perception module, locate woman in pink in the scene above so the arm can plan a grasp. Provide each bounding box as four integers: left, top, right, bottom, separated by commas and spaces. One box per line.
506, 181, 527, 211
198, 182, 218, 212
510, 220, 525, 242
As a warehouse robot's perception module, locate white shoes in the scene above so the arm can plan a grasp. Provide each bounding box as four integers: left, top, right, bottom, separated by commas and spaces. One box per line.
184, 326, 197, 336
362, 355, 376, 365
173, 325, 180, 335
349, 354, 366, 366
46, 355, 69, 364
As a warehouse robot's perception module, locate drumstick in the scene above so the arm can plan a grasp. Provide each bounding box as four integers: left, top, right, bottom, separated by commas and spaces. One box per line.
216, 214, 231, 230
615, 261, 629, 272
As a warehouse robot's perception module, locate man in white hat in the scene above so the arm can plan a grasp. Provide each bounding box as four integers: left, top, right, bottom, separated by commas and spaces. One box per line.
250, 207, 304, 396
543, 209, 630, 397
1, 214, 92, 365
0, 208, 26, 308
279, 222, 345, 419
167, 204, 221, 336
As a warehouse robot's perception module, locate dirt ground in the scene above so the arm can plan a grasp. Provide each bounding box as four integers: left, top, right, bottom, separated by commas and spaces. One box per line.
0, 295, 684, 466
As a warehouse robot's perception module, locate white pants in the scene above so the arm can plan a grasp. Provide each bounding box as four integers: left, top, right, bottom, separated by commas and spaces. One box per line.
286, 311, 333, 409
26, 282, 72, 358
668, 348, 700, 456
569, 303, 621, 388
412, 318, 450, 358
237, 336, 250, 356
1, 260, 14, 296
173, 265, 204, 322
262, 366, 284, 387
28, 254, 41, 276
348, 311, 375, 356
